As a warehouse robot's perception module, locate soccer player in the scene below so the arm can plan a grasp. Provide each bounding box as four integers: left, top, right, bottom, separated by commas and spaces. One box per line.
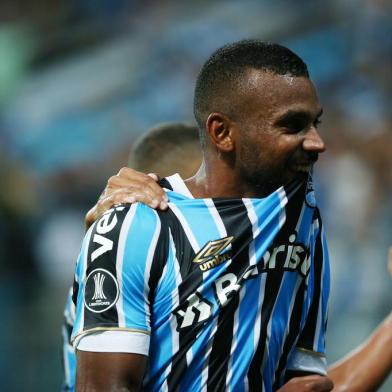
84, 131, 392, 392
63, 122, 334, 392
80, 137, 392, 392
71, 40, 331, 391
64, 134, 392, 390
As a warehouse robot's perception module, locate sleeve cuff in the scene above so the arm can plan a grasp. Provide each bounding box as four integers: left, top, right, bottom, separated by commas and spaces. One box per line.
287, 347, 327, 376
76, 330, 150, 356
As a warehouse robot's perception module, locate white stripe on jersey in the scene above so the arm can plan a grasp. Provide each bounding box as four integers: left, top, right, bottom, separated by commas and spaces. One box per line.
201, 198, 230, 281
204, 198, 229, 239
226, 199, 258, 390
200, 319, 219, 392
143, 210, 161, 329
278, 187, 288, 228
295, 201, 306, 233
226, 284, 246, 391
78, 227, 93, 335
163, 232, 183, 392
64, 287, 76, 326
116, 205, 137, 328
200, 198, 231, 391
201, 198, 230, 282
244, 199, 259, 267
166, 173, 195, 199
169, 203, 200, 252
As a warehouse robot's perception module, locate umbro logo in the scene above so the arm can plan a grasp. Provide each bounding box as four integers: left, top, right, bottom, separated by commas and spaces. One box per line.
193, 236, 234, 272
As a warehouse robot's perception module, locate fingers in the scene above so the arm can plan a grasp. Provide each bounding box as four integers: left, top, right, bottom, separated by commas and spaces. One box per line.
147, 173, 160, 181
85, 205, 99, 231
84, 186, 169, 230
104, 167, 167, 204
105, 177, 164, 204
84, 167, 168, 230
103, 187, 168, 210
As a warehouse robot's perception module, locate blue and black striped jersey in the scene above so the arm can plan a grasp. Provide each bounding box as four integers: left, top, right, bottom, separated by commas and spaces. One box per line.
70, 173, 330, 391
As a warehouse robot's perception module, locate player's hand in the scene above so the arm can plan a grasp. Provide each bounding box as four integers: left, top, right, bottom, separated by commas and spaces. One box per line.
85, 167, 168, 230
277, 375, 333, 392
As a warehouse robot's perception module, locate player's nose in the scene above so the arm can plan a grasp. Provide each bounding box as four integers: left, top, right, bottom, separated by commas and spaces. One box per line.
303, 127, 326, 153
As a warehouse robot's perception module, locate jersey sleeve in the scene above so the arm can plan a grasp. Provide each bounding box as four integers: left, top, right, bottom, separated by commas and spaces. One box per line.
287, 212, 330, 376
70, 203, 165, 355
62, 287, 76, 391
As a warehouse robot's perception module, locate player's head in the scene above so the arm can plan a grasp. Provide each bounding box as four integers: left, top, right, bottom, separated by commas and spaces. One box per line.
193, 39, 325, 194
194, 40, 310, 134
128, 122, 201, 178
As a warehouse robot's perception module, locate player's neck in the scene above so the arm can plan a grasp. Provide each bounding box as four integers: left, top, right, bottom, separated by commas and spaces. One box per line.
185, 159, 263, 199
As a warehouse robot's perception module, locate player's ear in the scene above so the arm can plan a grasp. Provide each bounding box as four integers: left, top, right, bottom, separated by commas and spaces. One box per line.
206, 112, 235, 152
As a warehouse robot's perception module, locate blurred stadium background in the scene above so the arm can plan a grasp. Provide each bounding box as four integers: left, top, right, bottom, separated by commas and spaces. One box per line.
0, 0, 391, 390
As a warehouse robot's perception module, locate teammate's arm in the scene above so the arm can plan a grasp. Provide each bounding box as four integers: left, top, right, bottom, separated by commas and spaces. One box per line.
76, 351, 146, 392
328, 312, 392, 392
85, 167, 168, 229
277, 375, 333, 392
328, 248, 392, 392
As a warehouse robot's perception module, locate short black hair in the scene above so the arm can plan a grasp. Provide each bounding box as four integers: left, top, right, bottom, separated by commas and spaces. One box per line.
193, 40, 309, 139
128, 122, 201, 176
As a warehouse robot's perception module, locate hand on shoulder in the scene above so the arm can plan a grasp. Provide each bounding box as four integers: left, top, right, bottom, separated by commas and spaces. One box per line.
85, 167, 168, 230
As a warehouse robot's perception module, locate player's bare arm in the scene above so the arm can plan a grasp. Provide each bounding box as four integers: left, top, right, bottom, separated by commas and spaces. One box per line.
328, 311, 392, 392
85, 167, 168, 230
277, 375, 333, 392
76, 351, 147, 392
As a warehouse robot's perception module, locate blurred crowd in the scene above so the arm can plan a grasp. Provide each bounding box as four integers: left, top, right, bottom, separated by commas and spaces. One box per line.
0, 0, 391, 390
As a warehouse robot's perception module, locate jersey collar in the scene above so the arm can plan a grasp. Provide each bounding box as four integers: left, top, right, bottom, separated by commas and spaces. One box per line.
165, 173, 194, 199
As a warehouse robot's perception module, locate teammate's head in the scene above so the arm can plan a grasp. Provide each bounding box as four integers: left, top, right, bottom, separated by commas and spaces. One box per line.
193, 39, 325, 195
128, 122, 201, 178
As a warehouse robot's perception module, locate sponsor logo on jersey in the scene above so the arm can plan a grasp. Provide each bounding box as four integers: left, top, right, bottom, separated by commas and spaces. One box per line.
241, 233, 311, 278
174, 233, 310, 330
192, 236, 234, 271
84, 268, 119, 313
91, 206, 125, 263
174, 292, 213, 331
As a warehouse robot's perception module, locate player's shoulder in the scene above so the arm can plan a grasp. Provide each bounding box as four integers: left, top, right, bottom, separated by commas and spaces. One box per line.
90, 203, 161, 240
79, 203, 165, 274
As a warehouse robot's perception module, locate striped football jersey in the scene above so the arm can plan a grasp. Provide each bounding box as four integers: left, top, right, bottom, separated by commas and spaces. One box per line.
71, 173, 330, 391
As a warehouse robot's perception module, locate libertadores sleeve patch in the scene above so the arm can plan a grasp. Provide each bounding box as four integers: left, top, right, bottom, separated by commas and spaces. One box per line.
84, 268, 119, 314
